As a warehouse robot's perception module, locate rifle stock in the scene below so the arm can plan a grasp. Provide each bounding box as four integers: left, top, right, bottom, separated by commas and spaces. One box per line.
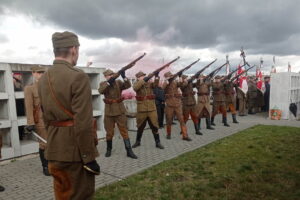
112, 52, 146, 79
146, 56, 180, 80
170, 58, 200, 81
203, 62, 227, 82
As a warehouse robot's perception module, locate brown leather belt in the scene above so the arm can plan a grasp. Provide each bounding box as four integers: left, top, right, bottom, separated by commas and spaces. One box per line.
182, 92, 195, 97
136, 95, 155, 101
49, 120, 74, 127
213, 91, 224, 95
165, 94, 182, 99
197, 92, 209, 96
103, 98, 124, 104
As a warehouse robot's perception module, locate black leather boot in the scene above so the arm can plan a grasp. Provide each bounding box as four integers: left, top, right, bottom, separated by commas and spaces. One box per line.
206, 117, 215, 130
223, 117, 230, 127
232, 114, 239, 123
124, 139, 138, 159
194, 123, 202, 135
211, 117, 216, 126
153, 133, 164, 149
39, 149, 50, 176
132, 130, 143, 148
105, 140, 112, 157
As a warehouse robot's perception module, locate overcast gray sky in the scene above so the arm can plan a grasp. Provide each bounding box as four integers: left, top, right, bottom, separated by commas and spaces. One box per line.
0, 0, 299, 74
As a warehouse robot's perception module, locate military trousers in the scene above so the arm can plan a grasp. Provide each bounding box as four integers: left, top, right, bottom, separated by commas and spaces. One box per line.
104, 114, 129, 141
48, 161, 95, 200
183, 105, 198, 124
227, 103, 237, 115
165, 105, 185, 126
156, 103, 165, 127
212, 102, 227, 117
238, 97, 247, 116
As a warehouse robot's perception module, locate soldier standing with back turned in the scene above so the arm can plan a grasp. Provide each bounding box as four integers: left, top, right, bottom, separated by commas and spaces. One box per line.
98, 69, 138, 159
38, 31, 100, 200
131, 71, 164, 149
24, 66, 50, 176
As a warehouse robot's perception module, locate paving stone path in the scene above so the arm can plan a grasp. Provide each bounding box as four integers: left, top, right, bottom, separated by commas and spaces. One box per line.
0, 113, 299, 199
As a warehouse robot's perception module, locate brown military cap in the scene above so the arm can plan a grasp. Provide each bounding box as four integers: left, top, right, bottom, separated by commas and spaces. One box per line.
31, 66, 46, 72
52, 31, 80, 49
135, 71, 146, 78
164, 71, 173, 78
215, 75, 221, 79
103, 69, 114, 76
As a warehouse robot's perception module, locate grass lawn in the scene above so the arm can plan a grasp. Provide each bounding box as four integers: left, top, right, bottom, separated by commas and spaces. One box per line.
94, 125, 300, 200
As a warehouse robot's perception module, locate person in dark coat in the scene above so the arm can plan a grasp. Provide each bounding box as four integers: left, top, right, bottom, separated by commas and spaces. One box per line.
153, 85, 165, 128
263, 76, 271, 112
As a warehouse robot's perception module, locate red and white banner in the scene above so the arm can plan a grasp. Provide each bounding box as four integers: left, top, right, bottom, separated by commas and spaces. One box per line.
256, 68, 265, 93
236, 64, 248, 94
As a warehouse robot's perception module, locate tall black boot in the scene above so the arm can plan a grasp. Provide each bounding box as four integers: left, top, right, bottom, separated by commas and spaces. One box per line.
105, 140, 112, 157
194, 123, 202, 135
232, 114, 239, 123
223, 116, 230, 127
206, 117, 215, 130
211, 117, 216, 126
124, 139, 138, 159
132, 131, 143, 148
39, 149, 50, 176
153, 133, 164, 149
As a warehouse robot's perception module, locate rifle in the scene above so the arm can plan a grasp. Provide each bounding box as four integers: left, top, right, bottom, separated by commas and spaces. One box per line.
169, 58, 200, 81
111, 53, 146, 80
230, 65, 255, 82
204, 62, 228, 82
188, 59, 217, 83
145, 56, 180, 80
221, 66, 242, 81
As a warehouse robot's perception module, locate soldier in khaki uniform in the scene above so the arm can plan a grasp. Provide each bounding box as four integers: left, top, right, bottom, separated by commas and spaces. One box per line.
162, 72, 192, 141
224, 80, 239, 123
211, 76, 230, 127
131, 71, 164, 149
24, 66, 50, 176
247, 76, 258, 114
180, 75, 201, 135
236, 86, 247, 116
98, 69, 137, 159
38, 31, 100, 200
195, 75, 214, 130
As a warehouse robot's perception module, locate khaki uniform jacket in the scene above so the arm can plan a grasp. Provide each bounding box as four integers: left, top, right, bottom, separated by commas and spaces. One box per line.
247, 81, 257, 99
133, 78, 159, 112
195, 80, 211, 115
224, 82, 236, 104
212, 82, 226, 102
38, 60, 96, 164
180, 81, 196, 106
98, 79, 131, 116
162, 80, 183, 107
24, 82, 45, 127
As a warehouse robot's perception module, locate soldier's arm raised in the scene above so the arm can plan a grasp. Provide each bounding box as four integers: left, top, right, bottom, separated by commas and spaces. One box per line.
133, 79, 145, 92
24, 86, 35, 125
121, 78, 131, 90
98, 81, 110, 94
161, 80, 168, 90
72, 72, 96, 164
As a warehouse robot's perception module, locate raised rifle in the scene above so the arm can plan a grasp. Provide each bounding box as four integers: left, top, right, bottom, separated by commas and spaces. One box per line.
240, 47, 251, 67
188, 59, 217, 83
203, 62, 228, 82
221, 66, 243, 81
230, 65, 256, 82
169, 58, 200, 81
145, 56, 180, 80
110, 52, 146, 80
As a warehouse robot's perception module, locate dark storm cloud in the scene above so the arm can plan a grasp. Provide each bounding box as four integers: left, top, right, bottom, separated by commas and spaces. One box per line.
1, 0, 300, 55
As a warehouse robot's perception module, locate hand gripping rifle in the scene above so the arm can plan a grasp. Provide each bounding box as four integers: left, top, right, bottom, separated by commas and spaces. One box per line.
188, 59, 217, 83
110, 53, 146, 81
230, 65, 256, 83
169, 58, 200, 81
203, 62, 228, 82
221, 66, 242, 81
144, 56, 180, 80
